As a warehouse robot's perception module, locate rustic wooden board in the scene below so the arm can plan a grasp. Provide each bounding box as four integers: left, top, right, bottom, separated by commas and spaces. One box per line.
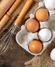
0, 0, 55, 67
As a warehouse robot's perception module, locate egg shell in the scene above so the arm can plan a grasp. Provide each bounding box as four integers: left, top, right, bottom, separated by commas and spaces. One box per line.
28, 40, 43, 53
25, 19, 40, 32
38, 28, 52, 42
50, 48, 55, 61
36, 7, 49, 21
44, 0, 55, 10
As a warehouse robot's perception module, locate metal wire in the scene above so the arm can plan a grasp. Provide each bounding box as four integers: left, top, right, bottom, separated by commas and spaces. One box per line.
0, 18, 28, 55
0, 23, 20, 55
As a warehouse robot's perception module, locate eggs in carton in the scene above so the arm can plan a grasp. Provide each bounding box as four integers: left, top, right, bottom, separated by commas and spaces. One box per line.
16, 11, 55, 55
39, 0, 55, 19
16, 0, 55, 55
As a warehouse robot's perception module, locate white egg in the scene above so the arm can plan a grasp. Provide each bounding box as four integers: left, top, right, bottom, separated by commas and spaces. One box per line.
38, 28, 52, 42
44, 0, 55, 10
50, 48, 55, 61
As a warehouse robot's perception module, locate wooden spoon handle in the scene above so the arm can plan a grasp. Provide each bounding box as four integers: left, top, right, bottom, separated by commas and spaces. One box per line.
15, 0, 33, 26
0, 0, 21, 30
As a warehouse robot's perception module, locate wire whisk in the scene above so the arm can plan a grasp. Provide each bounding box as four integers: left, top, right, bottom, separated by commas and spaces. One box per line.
0, 0, 33, 55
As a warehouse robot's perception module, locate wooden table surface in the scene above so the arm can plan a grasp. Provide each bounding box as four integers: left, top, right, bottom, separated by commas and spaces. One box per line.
0, 0, 55, 67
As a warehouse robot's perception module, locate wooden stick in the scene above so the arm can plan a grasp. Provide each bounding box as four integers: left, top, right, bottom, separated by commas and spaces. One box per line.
0, 0, 21, 30
15, 0, 33, 26
0, 0, 15, 19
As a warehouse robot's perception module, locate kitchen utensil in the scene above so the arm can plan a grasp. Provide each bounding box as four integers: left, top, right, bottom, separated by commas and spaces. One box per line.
0, 0, 21, 30
0, 10, 19, 35
0, 0, 33, 55
0, 0, 15, 19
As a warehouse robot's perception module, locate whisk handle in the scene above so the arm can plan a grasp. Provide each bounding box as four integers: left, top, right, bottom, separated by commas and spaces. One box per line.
15, 0, 33, 26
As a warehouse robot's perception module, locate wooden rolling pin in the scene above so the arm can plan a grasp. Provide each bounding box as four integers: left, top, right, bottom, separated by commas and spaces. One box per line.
0, 0, 21, 30
15, 0, 33, 26
0, 0, 15, 19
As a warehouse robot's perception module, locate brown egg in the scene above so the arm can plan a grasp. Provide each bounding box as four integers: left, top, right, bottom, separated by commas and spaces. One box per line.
28, 40, 43, 53
36, 7, 49, 21
25, 19, 39, 32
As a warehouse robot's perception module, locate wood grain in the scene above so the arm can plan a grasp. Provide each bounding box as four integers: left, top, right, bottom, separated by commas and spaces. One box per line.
0, 0, 15, 19
0, 0, 55, 67
0, 0, 21, 30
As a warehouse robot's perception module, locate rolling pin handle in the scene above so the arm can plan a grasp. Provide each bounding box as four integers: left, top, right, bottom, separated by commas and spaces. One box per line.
15, 0, 33, 26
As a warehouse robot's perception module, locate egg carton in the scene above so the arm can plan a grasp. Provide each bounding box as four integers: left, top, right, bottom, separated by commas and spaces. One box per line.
16, 13, 55, 56
16, 0, 55, 55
